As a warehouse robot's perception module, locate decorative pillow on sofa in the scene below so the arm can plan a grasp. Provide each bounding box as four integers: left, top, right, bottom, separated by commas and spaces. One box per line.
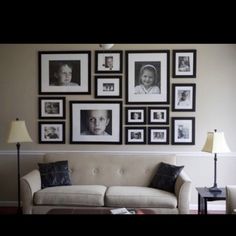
38, 160, 72, 189
149, 162, 184, 193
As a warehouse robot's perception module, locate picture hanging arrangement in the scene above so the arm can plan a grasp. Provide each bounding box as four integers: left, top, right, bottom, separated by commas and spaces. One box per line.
37, 48, 197, 146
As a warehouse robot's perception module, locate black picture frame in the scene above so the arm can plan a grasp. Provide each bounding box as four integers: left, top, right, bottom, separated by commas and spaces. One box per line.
125, 107, 146, 125
95, 75, 122, 98
125, 50, 170, 104
38, 121, 65, 144
148, 107, 169, 125
148, 127, 169, 144
172, 50, 197, 78
38, 51, 91, 94
171, 117, 195, 145
125, 127, 146, 144
95, 51, 123, 73
172, 83, 196, 111
38, 97, 65, 119
70, 101, 122, 144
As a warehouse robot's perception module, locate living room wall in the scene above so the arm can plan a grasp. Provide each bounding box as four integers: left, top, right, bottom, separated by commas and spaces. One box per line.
0, 44, 236, 210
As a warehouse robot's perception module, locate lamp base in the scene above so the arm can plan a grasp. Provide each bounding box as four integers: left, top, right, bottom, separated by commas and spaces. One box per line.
208, 186, 222, 193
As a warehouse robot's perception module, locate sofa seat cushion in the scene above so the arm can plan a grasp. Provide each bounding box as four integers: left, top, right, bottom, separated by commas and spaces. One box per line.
34, 185, 107, 207
105, 186, 177, 208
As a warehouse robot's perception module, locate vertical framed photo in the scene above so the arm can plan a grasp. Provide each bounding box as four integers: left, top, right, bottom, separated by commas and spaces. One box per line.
148, 107, 169, 125
70, 101, 122, 144
126, 50, 170, 104
172, 50, 196, 78
125, 107, 146, 125
172, 84, 196, 111
39, 121, 65, 144
95, 51, 123, 73
148, 127, 169, 144
125, 127, 146, 144
39, 51, 91, 94
95, 75, 122, 98
171, 117, 195, 145
38, 97, 65, 119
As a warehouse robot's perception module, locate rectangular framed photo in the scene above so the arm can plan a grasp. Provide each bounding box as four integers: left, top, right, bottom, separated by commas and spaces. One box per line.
125, 107, 146, 125
95, 51, 123, 73
95, 75, 122, 98
38, 97, 65, 119
148, 107, 169, 125
148, 127, 169, 144
126, 50, 170, 104
70, 101, 122, 144
171, 117, 195, 145
38, 121, 65, 144
39, 51, 91, 94
172, 50, 196, 78
172, 83, 196, 111
125, 127, 146, 144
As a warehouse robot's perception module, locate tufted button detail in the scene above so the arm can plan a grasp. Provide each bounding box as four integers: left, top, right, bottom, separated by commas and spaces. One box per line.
92, 168, 99, 175
118, 168, 125, 175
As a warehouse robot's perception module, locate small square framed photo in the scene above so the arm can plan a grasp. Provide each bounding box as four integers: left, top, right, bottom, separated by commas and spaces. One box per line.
38, 97, 65, 119
171, 117, 195, 145
172, 83, 196, 111
125, 127, 146, 144
172, 50, 197, 78
95, 76, 122, 98
39, 51, 91, 94
39, 121, 65, 144
148, 107, 169, 125
95, 51, 123, 73
125, 107, 146, 125
148, 127, 169, 144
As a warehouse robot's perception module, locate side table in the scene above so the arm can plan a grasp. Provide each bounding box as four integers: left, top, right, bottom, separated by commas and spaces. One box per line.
196, 187, 226, 214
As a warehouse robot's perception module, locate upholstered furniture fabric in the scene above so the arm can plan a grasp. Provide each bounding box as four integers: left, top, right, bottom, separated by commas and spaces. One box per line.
226, 185, 236, 214
20, 152, 192, 214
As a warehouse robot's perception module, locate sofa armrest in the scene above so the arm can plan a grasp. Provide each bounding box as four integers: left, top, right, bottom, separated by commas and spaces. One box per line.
174, 170, 192, 214
20, 169, 41, 214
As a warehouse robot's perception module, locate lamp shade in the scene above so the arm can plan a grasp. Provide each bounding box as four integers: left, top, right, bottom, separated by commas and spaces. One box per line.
7, 120, 32, 143
202, 131, 230, 154
99, 44, 114, 50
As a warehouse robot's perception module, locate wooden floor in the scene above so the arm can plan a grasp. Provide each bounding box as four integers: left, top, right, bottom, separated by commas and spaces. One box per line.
0, 207, 226, 215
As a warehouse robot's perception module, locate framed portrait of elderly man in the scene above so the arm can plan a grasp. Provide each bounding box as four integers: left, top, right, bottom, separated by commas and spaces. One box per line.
70, 101, 122, 144
172, 50, 197, 78
39, 51, 91, 94
125, 50, 170, 104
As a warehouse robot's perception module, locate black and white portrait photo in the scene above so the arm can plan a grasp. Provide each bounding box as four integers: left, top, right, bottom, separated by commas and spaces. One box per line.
148, 107, 169, 125
103, 56, 113, 70
148, 127, 169, 144
125, 127, 146, 144
103, 83, 114, 92
125, 107, 146, 125
178, 56, 190, 72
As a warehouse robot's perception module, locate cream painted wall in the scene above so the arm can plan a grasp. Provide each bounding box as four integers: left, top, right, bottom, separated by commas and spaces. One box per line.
0, 44, 236, 209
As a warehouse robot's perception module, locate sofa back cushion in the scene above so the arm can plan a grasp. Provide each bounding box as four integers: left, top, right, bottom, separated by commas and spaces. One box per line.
43, 153, 176, 187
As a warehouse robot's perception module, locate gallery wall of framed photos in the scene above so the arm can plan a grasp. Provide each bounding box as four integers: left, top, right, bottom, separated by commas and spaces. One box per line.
37, 48, 196, 145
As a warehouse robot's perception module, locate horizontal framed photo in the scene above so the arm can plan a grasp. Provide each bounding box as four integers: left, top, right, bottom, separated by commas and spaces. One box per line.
38, 97, 65, 119
70, 101, 122, 144
171, 117, 195, 145
148, 127, 169, 144
38, 121, 65, 144
126, 50, 170, 104
148, 107, 169, 125
125, 127, 146, 144
95, 76, 122, 98
172, 83, 196, 111
95, 51, 123, 73
39, 51, 91, 94
172, 50, 196, 78
125, 107, 146, 125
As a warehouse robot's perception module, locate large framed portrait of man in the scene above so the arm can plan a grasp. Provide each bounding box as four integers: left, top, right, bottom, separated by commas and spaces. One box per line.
125, 50, 170, 104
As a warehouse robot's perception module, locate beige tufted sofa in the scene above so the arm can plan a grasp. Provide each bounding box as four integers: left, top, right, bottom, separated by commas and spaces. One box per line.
20, 152, 192, 214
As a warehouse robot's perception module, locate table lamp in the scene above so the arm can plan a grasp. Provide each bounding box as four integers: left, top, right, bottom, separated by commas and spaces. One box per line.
202, 129, 230, 193
7, 118, 32, 214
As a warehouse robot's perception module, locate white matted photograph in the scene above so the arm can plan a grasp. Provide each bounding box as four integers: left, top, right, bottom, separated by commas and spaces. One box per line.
148, 127, 169, 144
70, 101, 122, 144
125, 127, 146, 144
148, 107, 169, 125
39, 51, 91, 94
125, 107, 146, 125
126, 50, 170, 104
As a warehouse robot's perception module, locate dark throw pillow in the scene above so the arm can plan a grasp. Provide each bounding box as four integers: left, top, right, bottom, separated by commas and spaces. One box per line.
38, 160, 72, 189
149, 162, 184, 193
